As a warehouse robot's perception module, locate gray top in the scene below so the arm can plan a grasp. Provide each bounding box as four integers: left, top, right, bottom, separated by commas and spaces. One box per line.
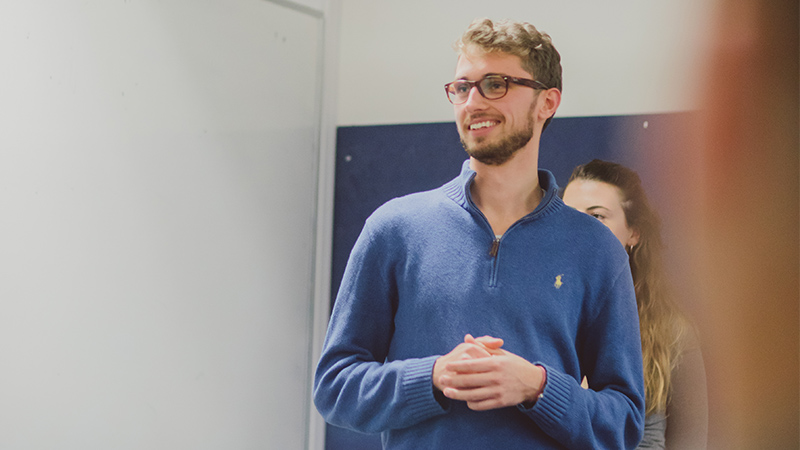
637, 327, 708, 449
637, 412, 667, 449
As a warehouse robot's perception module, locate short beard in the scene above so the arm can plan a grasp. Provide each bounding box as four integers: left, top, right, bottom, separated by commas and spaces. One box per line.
460, 100, 537, 166
461, 128, 532, 165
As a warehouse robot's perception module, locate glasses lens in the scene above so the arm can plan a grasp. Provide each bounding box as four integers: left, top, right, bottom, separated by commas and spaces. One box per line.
479, 76, 508, 99
447, 81, 471, 104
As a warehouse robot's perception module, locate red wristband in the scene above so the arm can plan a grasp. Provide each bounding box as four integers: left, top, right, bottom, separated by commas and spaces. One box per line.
536, 365, 547, 399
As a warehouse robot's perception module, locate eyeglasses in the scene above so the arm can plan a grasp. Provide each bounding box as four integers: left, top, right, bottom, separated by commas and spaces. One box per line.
444, 75, 550, 104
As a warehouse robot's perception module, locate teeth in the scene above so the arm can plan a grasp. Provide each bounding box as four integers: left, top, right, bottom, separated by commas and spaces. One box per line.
469, 121, 495, 130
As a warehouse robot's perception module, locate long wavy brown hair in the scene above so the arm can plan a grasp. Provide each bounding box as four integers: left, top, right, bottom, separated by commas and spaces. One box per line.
568, 159, 690, 415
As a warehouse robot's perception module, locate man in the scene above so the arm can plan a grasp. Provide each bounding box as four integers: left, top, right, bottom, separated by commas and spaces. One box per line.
314, 18, 645, 449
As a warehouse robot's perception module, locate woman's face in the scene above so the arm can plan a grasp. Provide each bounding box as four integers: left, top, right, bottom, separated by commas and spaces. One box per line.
563, 179, 639, 248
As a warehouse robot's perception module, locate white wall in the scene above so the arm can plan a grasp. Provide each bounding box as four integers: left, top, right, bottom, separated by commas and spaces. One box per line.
282, 0, 324, 13
337, 0, 717, 126
0, 1, 335, 449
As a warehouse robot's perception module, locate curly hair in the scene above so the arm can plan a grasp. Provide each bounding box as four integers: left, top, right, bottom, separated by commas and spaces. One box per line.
568, 159, 691, 415
455, 18, 562, 131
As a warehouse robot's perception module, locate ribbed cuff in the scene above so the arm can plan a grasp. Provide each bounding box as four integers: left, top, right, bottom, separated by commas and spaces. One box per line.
518, 363, 571, 427
402, 355, 448, 420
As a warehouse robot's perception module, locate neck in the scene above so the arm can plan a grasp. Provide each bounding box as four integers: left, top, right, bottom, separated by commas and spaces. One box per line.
469, 143, 543, 235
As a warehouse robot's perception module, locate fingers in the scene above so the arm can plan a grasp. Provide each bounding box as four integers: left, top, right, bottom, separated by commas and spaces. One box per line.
464, 334, 504, 351
432, 341, 493, 391
437, 351, 543, 411
437, 358, 503, 398
440, 372, 500, 408
442, 385, 494, 402
440, 370, 494, 389
441, 383, 514, 411
459, 343, 493, 359
445, 354, 504, 374
433, 335, 508, 393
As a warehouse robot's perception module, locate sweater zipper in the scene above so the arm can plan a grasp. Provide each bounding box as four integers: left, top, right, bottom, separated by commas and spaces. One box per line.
488, 236, 501, 287
464, 192, 502, 288
465, 177, 544, 287
489, 238, 500, 258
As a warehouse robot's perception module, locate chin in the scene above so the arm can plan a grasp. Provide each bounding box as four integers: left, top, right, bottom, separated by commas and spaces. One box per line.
462, 140, 525, 166
465, 147, 517, 166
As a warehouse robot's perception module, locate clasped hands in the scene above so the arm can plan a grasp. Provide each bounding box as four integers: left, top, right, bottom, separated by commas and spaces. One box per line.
432, 334, 546, 411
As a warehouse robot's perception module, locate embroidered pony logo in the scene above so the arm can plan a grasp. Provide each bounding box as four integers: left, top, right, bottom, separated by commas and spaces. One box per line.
554, 274, 564, 289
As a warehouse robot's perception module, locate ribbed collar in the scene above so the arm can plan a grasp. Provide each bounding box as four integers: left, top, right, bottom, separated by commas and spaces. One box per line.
442, 160, 562, 220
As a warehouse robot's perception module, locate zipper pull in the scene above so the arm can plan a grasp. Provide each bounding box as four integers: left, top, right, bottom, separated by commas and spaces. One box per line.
489, 237, 500, 257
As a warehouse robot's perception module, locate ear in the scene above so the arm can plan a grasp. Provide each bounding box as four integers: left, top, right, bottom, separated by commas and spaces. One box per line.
537, 88, 561, 122
627, 228, 640, 248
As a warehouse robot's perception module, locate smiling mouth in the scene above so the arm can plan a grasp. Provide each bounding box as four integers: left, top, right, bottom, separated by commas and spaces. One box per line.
469, 120, 498, 130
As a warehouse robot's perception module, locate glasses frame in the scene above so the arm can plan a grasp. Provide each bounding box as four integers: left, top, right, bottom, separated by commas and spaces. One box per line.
444, 75, 550, 105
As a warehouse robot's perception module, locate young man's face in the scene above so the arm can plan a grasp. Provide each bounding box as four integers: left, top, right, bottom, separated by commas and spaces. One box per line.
453, 50, 542, 166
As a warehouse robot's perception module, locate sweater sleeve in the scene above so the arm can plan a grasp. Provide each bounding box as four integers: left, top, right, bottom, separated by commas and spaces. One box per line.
312, 218, 447, 433
519, 265, 646, 449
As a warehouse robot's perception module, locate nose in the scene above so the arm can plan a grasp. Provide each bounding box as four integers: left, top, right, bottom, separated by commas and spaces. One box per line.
462, 85, 487, 110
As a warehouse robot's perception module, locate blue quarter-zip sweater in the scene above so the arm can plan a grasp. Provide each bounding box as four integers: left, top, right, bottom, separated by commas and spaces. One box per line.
314, 161, 645, 449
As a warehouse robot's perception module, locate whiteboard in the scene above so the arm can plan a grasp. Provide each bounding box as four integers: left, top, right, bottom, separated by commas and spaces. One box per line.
0, 1, 322, 449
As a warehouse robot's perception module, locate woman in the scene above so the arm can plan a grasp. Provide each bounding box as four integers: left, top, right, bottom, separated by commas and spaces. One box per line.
563, 159, 708, 449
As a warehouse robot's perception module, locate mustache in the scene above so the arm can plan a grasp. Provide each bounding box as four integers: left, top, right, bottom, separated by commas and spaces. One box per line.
464, 113, 502, 123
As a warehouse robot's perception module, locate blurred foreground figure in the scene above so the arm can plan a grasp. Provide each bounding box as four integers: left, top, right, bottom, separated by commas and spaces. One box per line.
680, 0, 798, 448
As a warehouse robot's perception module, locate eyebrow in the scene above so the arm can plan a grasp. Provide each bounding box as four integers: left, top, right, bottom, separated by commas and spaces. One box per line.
586, 206, 611, 212
455, 72, 506, 81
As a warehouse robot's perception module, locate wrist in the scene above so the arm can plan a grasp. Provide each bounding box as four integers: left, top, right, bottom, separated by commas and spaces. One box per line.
521, 365, 547, 409
536, 365, 547, 398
